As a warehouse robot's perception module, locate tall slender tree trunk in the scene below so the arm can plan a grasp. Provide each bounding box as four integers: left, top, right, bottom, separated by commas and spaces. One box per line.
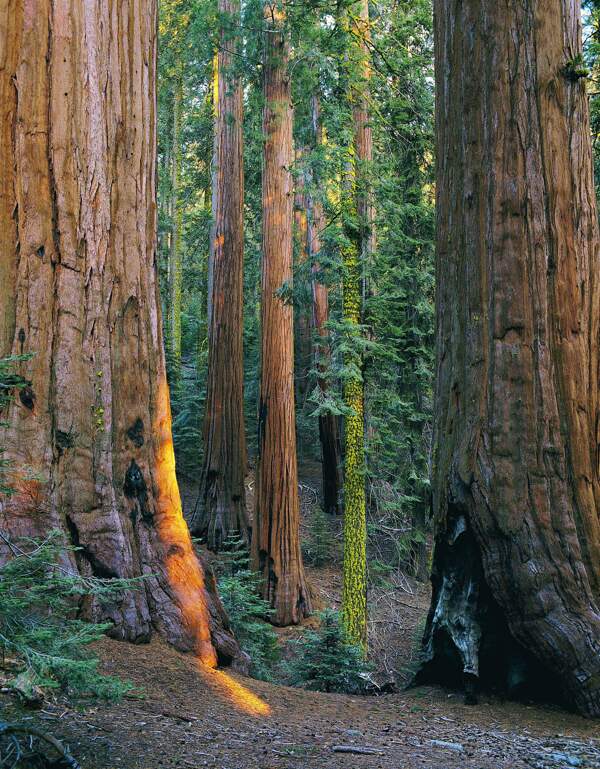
168, 75, 183, 376
0, 4, 18, 358
341, 0, 373, 649
352, 5, 375, 282
0, 0, 232, 666
194, 0, 248, 550
419, 0, 600, 717
206, 51, 218, 326
308, 95, 342, 516
252, 0, 311, 626
293, 148, 312, 409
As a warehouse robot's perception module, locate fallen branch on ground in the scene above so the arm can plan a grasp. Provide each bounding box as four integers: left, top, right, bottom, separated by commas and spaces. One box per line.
331, 744, 384, 755
0, 721, 81, 769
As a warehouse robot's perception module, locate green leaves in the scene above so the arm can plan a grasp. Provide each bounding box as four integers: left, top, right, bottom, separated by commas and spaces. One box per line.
274, 279, 295, 306
283, 610, 372, 693
218, 568, 280, 681
0, 531, 136, 700
157, 0, 436, 584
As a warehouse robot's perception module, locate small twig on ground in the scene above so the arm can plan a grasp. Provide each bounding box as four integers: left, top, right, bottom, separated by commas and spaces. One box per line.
331, 744, 384, 755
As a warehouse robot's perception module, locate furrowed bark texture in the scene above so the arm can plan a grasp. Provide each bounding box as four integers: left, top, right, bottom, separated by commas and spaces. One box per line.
0, 0, 231, 666
352, 1, 375, 272
252, 1, 311, 626
0, 3, 18, 356
309, 96, 342, 516
195, 0, 248, 551
168, 75, 183, 374
422, 0, 600, 716
341, 0, 372, 649
293, 148, 312, 409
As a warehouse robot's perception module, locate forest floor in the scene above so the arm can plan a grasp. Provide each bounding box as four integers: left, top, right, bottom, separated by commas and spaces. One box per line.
2, 633, 599, 769
2, 469, 600, 769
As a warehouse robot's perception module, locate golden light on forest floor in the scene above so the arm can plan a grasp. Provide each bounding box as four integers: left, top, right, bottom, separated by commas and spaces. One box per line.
202, 667, 272, 717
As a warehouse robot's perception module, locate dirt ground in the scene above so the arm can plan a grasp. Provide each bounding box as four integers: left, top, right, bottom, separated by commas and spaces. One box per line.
2, 471, 599, 768
2, 633, 599, 769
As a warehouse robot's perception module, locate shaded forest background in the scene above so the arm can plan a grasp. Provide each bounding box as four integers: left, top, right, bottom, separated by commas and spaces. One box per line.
155, 0, 600, 686
159, 0, 435, 593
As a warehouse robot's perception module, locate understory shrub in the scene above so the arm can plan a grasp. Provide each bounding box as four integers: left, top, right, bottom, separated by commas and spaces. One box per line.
0, 531, 135, 701
284, 610, 373, 693
302, 506, 334, 567
1, 355, 133, 702
217, 565, 280, 681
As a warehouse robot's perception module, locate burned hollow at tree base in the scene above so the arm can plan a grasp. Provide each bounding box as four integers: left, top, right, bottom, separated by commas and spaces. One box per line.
414, 505, 560, 709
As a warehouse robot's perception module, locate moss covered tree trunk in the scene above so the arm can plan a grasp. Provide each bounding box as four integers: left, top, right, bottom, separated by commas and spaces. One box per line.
341, 0, 372, 649
194, 0, 248, 551
309, 97, 342, 516
420, 0, 600, 717
252, 0, 311, 626
0, 0, 232, 666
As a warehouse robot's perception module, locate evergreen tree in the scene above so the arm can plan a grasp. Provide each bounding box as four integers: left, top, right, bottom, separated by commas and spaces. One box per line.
285, 610, 372, 693
252, 0, 312, 626
420, 0, 600, 717
196, 0, 249, 550
0, 0, 219, 663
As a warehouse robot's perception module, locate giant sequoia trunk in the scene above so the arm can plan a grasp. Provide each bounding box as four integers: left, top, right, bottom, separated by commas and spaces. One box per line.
252, 0, 311, 626
194, 0, 248, 551
419, 0, 600, 717
0, 0, 234, 666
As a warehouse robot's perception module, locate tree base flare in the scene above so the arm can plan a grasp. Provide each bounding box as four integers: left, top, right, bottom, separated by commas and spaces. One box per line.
414, 507, 600, 717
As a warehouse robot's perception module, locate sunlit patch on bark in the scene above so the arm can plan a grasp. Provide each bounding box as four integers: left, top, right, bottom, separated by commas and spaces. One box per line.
153, 380, 217, 667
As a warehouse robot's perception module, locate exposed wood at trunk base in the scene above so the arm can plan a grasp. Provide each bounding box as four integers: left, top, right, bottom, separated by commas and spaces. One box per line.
413, 506, 557, 709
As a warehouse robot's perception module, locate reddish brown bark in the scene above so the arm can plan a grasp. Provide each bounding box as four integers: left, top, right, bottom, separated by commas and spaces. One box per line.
0, 0, 236, 666
252, 1, 311, 626
0, 3, 18, 357
419, 0, 600, 717
308, 97, 342, 516
351, 0, 375, 271
167, 75, 183, 376
293, 148, 312, 408
194, 0, 248, 551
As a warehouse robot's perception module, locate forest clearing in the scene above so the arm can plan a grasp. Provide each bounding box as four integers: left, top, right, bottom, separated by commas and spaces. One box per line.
2, 0, 600, 766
